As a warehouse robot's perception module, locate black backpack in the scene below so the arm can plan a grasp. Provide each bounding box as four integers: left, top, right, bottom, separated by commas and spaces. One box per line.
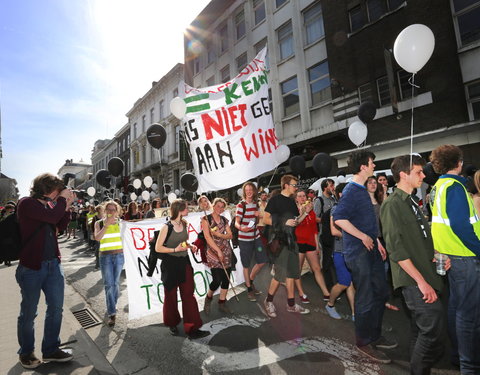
0, 212, 45, 263
230, 201, 246, 248
147, 221, 174, 277
320, 206, 334, 250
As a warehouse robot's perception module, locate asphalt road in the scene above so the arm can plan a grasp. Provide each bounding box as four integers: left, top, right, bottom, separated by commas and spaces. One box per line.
59, 235, 460, 375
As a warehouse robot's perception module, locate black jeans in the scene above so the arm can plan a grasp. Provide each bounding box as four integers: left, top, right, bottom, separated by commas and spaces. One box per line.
345, 248, 388, 347
402, 286, 445, 375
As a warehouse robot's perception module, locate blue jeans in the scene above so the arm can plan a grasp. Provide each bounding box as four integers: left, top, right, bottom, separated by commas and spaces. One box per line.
402, 286, 445, 375
99, 252, 124, 316
15, 259, 65, 356
345, 248, 388, 347
447, 256, 480, 374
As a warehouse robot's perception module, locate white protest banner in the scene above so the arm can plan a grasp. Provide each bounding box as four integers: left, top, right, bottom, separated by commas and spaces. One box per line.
181, 47, 279, 193
121, 211, 244, 320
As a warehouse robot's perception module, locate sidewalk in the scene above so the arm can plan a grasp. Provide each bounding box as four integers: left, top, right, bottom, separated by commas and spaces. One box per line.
0, 261, 118, 375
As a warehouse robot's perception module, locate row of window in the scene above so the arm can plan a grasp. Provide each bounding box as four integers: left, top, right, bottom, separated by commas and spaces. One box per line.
452, 0, 480, 46
349, 0, 405, 33
193, 1, 324, 76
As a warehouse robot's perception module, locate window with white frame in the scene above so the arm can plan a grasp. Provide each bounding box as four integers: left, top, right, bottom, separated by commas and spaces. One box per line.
281, 76, 299, 116
206, 41, 215, 65
175, 125, 180, 153
358, 83, 373, 103
235, 9, 246, 40
142, 145, 146, 164
376, 76, 391, 106
219, 24, 228, 53
278, 21, 294, 60
276, 0, 287, 8
142, 115, 146, 132
367, 0, 386, 22
253, 0, 266, 25
206, 76, 215, 86
133, 123, 137, 139
308, 61, 331, 105
397, 70, 413, 100
304, 2, 324, 45
221, 65, 230, 82
150, 108, 154, 124
193, 57, 200, 75
159, 100, 164, 120
467, 80, 480, 120
452, 0, 480, 46
236, 53, 248, 72
349, 5, 365, 32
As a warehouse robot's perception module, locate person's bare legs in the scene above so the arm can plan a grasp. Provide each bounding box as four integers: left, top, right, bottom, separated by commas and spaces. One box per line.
306, 251, 330, 296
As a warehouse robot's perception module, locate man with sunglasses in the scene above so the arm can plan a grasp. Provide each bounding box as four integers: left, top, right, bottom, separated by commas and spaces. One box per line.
381, 155, 446, 374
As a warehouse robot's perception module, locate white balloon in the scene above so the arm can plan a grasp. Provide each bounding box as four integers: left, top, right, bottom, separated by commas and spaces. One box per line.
133, 179, 142, 189
85, 202, 90, 207
150, 191, 157, 199
87, 187, 96, 197
170, 97, 187, 120
174, 189, 180, 195
151, 183, 158, 191
394, 24, 435, 74
263, 188, 269, 194
143, 176, 153, 188
252, 182, 257, 187
337, 175, 346, 183
237, 188, 243, 197
348, 121, 368, 146
119, 192, 124, 198
130, 193, 137, 201
141, 191, 150, 201
275, 145, 290, 164
89, 199, 94, 204
168, 192, 177, 204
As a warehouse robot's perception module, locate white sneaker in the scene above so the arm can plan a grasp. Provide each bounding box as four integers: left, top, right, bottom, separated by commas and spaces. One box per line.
325, 304, 341, 319
286, 303, 310, 314
264, 299, 277, 318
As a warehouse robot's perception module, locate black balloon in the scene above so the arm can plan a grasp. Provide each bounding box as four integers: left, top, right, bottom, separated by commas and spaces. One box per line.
312, 153, 332, 177
357, 101, 377, 123
387, 175, 396, 188
423, 162, 439, 186
289, 155, 306, 175
95, 169, 111, 188
180, 173, 199, 192
337, 170, 346, 177
135, 188, 142, 196
147, 123, 167, 149
164, 184, 171, 194
121, 196, 128, 204
107, 157, 124, 177
127, 184, 135, 193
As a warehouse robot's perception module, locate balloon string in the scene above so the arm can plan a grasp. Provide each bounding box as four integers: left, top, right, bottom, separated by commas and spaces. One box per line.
266, 165, 278, 190
409, 73, 416, 167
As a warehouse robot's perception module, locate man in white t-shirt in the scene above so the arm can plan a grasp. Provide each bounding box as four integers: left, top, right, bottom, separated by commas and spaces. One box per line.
235, 182, 269, 302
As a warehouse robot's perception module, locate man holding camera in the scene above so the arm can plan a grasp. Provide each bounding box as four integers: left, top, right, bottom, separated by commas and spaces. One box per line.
16, 173, 75, 369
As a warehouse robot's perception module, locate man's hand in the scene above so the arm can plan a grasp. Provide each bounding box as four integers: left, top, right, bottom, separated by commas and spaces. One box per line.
285, 219, 297, 227
362, 234, 374, 250
418, 281, 438, 303
377, 239, 387, 260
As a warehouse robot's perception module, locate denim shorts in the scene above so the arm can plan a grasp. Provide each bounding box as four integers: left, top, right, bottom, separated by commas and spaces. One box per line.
333, 252, 352, 286
239, 238, 269, 268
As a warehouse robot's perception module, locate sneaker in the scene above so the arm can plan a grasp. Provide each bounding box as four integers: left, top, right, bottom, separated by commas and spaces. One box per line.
204, 297, 212, 315
251, 283, 262, 295
286, 303, 310, 314
218, 303, 233, 314
107, 315, 116, 327
188, 329, 210, 340
300, 294, 310, 304
43, 348, 73, 363
247, 290, 257, 302
352, 315, 355, 322
323, 295, 341, 302
264, 299, 277, 318
325, 304, 341, 319
372, 336, 398, 350
19, 353, 41, 369
357, 344, 391, 364
169, 326, 179, 336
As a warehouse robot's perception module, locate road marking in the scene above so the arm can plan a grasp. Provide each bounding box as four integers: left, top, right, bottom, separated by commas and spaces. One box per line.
182, 315, 380, 374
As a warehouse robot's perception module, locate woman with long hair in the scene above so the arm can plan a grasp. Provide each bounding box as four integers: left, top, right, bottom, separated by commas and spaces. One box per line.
145, 198, 161, 218
124, 201, 140, 221
155, 199, 209, 339
365, 176, 399, 311
197, 195, 212, 213
294, 190, 331, 302
94, 201, 124, 326
202, 198, 234, 315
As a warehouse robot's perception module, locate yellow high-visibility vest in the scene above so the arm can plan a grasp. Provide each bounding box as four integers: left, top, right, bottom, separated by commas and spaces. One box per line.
99, 222, 123, 252
430, 177, 480, 256
87, 212, 96, 225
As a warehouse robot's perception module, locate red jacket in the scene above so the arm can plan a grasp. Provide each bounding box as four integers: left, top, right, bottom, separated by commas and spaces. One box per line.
17, 196, 70, 270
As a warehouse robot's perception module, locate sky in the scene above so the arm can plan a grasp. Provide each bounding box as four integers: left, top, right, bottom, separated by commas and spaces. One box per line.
0, 0, 211, 198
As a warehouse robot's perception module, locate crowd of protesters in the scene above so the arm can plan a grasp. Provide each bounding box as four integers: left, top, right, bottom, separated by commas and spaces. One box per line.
5, 143, 480, 373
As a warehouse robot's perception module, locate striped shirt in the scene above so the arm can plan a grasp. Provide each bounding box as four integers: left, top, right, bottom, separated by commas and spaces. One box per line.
236, 201, 260, 241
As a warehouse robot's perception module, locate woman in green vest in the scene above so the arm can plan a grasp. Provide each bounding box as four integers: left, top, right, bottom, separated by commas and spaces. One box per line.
94, 200, 124, 327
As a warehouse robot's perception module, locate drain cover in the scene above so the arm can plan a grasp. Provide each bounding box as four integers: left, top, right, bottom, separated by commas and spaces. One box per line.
72, 309, 102, 329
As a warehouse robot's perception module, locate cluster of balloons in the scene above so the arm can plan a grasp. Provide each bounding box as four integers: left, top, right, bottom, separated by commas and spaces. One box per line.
348, 101, 376, 147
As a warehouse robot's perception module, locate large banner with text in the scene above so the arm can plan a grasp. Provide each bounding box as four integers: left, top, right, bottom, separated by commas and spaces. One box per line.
181, 47, 279, 193
121, 212, 244, 320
